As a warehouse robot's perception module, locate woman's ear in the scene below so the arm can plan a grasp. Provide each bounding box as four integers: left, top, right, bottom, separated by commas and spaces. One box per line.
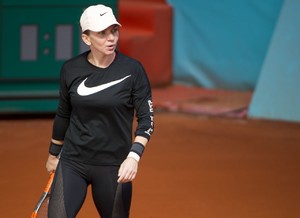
81, 34, 91, 46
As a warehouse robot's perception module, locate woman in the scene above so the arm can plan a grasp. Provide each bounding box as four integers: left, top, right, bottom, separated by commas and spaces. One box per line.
46, 4, 154, 218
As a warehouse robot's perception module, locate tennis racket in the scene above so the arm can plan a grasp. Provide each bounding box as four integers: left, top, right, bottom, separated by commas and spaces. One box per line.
31, 172, 54, 218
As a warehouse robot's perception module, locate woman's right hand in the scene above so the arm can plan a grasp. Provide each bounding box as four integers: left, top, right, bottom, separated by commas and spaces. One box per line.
46, 154, 59, 173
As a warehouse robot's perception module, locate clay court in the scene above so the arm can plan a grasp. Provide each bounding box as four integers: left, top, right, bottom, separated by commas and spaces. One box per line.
1, 87, 300, 218
0, 0, 299, 217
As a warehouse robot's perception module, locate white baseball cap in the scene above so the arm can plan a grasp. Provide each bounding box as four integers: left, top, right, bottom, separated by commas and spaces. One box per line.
80, 4, 121, 32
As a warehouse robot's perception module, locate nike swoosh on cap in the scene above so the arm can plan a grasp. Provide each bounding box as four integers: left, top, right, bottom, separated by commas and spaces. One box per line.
77, 75, 131, 96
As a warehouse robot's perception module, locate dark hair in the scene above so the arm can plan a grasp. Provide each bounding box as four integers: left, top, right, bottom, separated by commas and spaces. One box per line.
83, 30, 90, 35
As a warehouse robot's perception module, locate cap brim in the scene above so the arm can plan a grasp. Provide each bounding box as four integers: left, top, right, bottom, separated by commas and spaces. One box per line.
85, 21, 121, 32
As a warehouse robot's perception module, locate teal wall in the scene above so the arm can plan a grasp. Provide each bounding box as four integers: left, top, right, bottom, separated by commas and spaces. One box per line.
167, 0, 300, 122
167, 0, 283, 90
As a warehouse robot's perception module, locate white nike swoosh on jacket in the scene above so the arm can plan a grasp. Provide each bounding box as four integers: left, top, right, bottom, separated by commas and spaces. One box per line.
77, 75, 131, 96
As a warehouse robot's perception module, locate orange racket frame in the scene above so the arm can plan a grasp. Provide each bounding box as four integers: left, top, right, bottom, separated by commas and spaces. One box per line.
31, 172, 54, 218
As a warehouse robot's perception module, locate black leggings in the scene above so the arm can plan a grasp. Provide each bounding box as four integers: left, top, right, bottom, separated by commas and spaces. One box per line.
48, 158, 132, 218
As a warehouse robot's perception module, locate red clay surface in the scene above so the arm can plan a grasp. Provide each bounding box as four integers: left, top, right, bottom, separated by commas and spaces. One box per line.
1, 112, 300, 218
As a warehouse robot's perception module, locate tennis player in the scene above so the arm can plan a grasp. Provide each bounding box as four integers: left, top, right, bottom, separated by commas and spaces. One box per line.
45, 4, 154, 218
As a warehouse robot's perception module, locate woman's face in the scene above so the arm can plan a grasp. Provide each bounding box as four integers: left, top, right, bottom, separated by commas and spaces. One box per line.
83, 24, 120, 56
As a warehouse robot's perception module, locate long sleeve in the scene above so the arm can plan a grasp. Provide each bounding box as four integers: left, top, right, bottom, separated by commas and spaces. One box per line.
52, 65, 71, 140
132, 62, 154, 140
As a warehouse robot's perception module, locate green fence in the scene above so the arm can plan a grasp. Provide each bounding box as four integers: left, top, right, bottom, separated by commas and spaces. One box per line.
0, 0, 117, 114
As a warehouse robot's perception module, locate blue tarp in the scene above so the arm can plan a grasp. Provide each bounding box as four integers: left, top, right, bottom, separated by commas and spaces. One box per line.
167, 0, 283, 90
249, 0, 300, 122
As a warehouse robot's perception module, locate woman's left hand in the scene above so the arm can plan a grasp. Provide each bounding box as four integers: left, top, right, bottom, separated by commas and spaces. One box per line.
117, 157, 138, 183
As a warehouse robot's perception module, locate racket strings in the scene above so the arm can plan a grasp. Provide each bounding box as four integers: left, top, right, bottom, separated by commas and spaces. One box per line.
36, 193, 51, 218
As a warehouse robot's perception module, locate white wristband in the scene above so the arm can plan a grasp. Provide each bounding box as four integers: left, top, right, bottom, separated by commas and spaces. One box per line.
127, 151, 140, 162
